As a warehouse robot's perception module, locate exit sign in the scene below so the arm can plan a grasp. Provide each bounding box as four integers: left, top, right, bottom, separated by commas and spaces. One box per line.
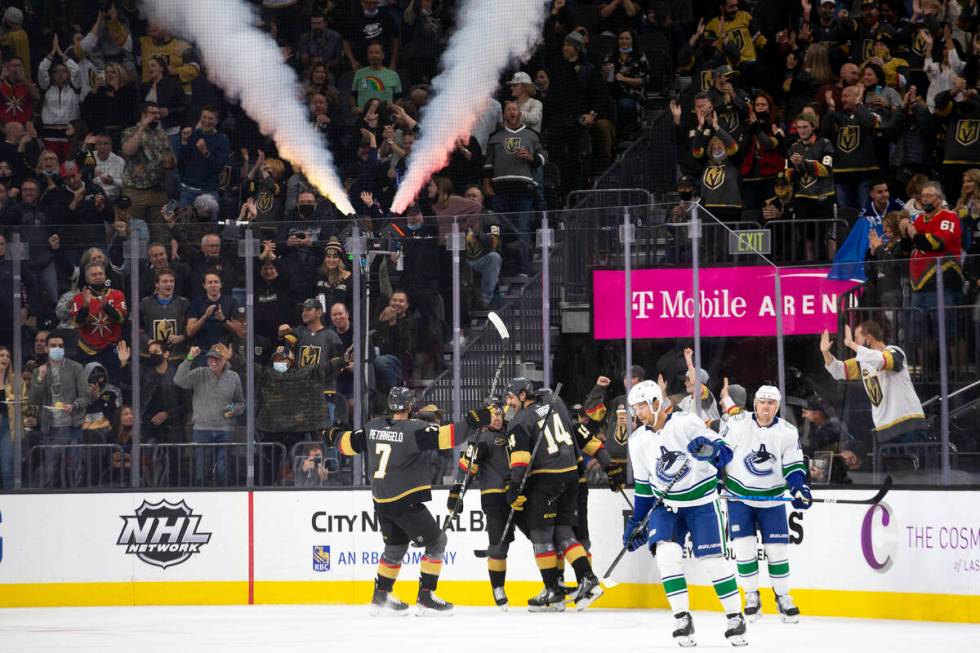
729, 229, 771, 255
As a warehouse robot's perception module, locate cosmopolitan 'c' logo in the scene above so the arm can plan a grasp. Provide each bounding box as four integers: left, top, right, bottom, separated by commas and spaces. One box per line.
861, 502, 896, 572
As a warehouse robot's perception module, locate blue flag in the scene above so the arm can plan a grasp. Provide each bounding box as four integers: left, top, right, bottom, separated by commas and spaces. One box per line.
828, 218, 877, 281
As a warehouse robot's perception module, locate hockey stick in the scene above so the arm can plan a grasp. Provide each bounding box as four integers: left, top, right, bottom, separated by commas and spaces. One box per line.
600, 460, 692, 589
417, 313, 512, 548
720, 475, 892, 506
473, 382, 563, 558
618, 487, 635, 510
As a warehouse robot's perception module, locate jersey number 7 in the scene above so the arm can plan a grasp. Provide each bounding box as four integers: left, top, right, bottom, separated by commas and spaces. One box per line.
374, 442, 392, 479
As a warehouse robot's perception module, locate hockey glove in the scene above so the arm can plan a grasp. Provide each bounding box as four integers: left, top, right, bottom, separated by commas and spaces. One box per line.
789, 484, 813, 510
446, 483, 463, 512
325, 426, 347, 448
623, 518, 647, 552
687, 436, 720, 461
605, 464, 625, 492
466, 407, 494, 429
505, 485, 526, 511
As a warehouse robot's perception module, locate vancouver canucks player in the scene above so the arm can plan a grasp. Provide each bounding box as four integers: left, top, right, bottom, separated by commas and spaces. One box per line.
721, 383, 810, 622
624, 380, 747, 647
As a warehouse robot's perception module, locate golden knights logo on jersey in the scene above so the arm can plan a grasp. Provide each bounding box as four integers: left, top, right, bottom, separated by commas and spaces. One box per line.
956, 119, 980, 147
799, 171, 817, 189
729, 28, 745, 53
838, 125, 859, 153
743, 444, 777, 477
720, 110, 740, 133
256, 191, 274, 213
504, 137, 521, 154
911, 31, 928, 56
299, 345, 321, 368
703, 165, 725, 190
700, 70, 712, 92
152, 319, 177, 342
614, 424, 629, 447
862, 367, 884, 407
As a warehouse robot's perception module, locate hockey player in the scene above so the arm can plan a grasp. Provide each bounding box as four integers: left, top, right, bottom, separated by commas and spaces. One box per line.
330, 387, 458, 616
721, 383, 810, 623
624, 380, 747, 647
503, 378, 604, 612
450, 400, 528, 609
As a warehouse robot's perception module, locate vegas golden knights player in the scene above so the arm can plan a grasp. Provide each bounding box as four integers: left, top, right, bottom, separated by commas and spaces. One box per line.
502, 378, 604, 612
451, 400, 529, 609
331, 387, 458, 616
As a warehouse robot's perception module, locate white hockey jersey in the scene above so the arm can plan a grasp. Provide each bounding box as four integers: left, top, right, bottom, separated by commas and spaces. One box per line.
678, 385, 721, 426
826, 345, 926, 442
723, 414, 807, 509
628, 412, 726, 508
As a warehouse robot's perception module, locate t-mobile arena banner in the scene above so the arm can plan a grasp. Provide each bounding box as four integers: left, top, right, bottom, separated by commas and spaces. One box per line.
593, 267, 860, 339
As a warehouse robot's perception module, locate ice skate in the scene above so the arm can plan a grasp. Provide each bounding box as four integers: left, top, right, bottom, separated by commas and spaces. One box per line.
415, 589, 454, 617
527, 585, 566, 612
370, 587, 409, 617
571, 574, 603, 611
492, 586, 508, 611
776, 594, 800, 623
743, 590, 762, 622
724, 612, 748, 647
672, 611, 696, 647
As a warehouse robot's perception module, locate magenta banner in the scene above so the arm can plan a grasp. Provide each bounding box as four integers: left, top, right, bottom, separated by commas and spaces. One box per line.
592, 267, 860, 339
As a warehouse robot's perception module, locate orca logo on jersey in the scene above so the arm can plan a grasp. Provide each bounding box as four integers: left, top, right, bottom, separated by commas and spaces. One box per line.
655, 446, 690, 485
743, 444, 777, 476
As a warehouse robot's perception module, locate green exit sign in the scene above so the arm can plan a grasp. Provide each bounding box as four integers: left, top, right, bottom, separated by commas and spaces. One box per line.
729, 229, 772, 255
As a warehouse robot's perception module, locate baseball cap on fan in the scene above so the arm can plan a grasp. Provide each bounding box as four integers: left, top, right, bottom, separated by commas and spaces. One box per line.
508, 71, 532, 86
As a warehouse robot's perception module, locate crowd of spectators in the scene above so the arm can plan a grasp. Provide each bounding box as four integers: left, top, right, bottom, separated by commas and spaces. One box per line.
3, 1, 979, 489
0, 0, 666, 489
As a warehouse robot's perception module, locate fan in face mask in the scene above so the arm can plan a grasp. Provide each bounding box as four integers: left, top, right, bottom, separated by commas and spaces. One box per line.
272, 347, 294, 373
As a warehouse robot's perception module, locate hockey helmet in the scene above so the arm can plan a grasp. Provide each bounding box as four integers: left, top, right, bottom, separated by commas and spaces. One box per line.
627, 379, 663, 412
388, 386, 416, 412
755, 384, 782, 405
505, 377, 537, 400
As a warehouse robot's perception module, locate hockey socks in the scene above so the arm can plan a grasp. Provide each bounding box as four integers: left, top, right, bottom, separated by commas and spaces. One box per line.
765, 544, 791, 597
733, 536, 760, 593
562, 542, 591, 583
420, 555, 443, 592
656, 542, 690, 614
701, 556, 742, 615
376, 557, 401, 593
488, 557, 507, 589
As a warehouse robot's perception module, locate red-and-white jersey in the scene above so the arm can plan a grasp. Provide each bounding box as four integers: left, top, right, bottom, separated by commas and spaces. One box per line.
909, 209, 962, 291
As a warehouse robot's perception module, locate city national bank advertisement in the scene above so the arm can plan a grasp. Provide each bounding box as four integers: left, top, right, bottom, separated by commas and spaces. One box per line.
0, 490, 976, 621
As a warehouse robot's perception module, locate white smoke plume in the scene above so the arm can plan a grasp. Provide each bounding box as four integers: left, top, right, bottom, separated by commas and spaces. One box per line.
390, 0, 550, 214
143, 0, 354, 215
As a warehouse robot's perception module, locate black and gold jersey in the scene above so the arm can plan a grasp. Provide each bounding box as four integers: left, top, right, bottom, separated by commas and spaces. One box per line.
506, 399, 578, 485
458, 427, 510, 496
785, 136, 835, 200
338, 417, 457, 510
935, 91, 980, 166
821, 105, 879, 173
583, 386, 631, 464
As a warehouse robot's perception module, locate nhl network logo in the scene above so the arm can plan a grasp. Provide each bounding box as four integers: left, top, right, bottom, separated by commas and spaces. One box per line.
117, 499, 212, 569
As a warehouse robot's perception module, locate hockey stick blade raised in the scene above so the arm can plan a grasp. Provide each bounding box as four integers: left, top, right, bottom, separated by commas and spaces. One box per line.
486, 311, 510, 342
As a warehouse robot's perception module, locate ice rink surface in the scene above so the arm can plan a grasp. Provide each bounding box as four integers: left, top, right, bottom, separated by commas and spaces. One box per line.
0, 605, 977, 653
